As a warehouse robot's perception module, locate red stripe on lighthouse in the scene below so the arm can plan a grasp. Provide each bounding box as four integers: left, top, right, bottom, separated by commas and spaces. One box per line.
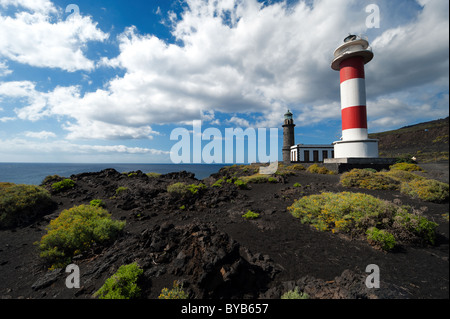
340, 56, 365, 83
341, 105, 367, 130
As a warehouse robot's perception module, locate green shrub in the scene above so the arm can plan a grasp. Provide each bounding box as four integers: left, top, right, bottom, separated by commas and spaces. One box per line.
242, 210, 260, 220
51, 179, 75, 192
291, 164, 306, 171
146, 172, 161, 178
240, 174, 278, 184
382, 169, 424, 182
287, 192, 437, 250
212, 178, 224, 187
38, 204, 125, 268
340, 169, 399, 190
307, 164, 335, 175
94, 263, 143, 299
281, 287, 309, 299
394, 155, 417, 164
400, 179, 449, 203
390, 162, 423, 172
393, 211, 438, 245
90, 199, 105, 208
234, 179, 249, 189
127, 172, 137, 177
0, 183, 54, 228
158, 281, 188, 299
187, 183, 206, 195
366, 227, 396, 251
115, 186, 129, 195
41, 175, 61, 185
167, 182, 206, 196
293, 183, 302, 188
167, 182, 188, 196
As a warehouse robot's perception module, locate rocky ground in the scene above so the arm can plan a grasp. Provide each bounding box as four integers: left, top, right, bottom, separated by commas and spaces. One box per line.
0, 163, 448, 300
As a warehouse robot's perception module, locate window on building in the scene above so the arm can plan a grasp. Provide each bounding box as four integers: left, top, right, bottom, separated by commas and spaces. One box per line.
313, 150, 319, 162
304, 150, 310, 162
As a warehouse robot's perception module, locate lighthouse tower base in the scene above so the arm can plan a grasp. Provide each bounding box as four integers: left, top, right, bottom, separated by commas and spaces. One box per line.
332, 138, 379, 158
324, 138, 396, 173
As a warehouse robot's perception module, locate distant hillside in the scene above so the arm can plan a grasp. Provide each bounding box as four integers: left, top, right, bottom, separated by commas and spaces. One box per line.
368, 117, 449, 163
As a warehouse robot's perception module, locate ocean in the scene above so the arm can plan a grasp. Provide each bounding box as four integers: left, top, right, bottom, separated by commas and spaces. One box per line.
0, 163, 231, 185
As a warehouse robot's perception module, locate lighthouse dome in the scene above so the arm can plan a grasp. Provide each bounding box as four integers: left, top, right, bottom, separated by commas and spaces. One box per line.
331, 35, 373, 70
284, 109, 293, 120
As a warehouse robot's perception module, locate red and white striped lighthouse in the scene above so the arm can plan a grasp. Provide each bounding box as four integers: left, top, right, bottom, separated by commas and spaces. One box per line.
331, 35, 378, 158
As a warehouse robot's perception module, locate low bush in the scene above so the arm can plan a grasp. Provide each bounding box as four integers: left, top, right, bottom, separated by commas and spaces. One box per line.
51, 179, 75, 192
394, 155, 417, 164
287, 192, 437, 250
281, 287, 309, 299
90, 199, 105, 208
94, 263, 143, 299
340, 168, 446, 202
293, 183, 302, 188
167, 182, 206, 196
158, 281, 188, 299
167, 182, 188, 196
240, 174, 278, 184
146, 172, 161, 178
0, 183, 54, 228
115, 186, 129, 195
41, 175, 61, 185
290, 164, 306, 171
307, 164, 335, 175
340, 169, 399, 190
400, 179, 449, 203
38, 204, 125, 268
393, 211, 438, 245
242, 210, 260, 220
366, 227, 396, 251
390, 162, 423, 172
382, 169, 424, 182
212, 178, 224, 187
234, 179, 249, 189
187, 183, 206, 195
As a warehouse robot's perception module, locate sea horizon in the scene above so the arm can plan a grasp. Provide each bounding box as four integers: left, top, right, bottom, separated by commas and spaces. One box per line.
0, 162, 233, 185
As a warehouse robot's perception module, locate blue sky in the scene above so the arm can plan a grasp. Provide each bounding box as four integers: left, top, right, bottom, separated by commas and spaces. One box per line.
0, 0, 448, 163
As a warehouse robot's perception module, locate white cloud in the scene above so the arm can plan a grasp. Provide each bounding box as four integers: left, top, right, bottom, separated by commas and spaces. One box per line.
0, 0, 448, 140
368, 0, 449, 96
0, 0, 57, 14
96, 0, 362, 126
0, 61, 12, 76
87, 0, 448, 132
24, 130, 56, 139
227, 116, 250, 128
0, 137, 169, 155
0, 81, 160, 139
0, 116, 15, 122
0, 1, 108, 71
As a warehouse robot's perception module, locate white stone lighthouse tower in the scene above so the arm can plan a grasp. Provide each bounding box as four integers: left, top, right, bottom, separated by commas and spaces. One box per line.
330, 35, 378, 158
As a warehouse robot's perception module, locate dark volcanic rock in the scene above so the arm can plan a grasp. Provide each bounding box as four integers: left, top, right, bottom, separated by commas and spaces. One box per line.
261, 269, 411, 299
138, 222, 280, 298
1, 164, 448, 299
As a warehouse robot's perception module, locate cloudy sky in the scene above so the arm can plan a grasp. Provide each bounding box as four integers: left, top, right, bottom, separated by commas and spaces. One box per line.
0, 0, 448, 163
